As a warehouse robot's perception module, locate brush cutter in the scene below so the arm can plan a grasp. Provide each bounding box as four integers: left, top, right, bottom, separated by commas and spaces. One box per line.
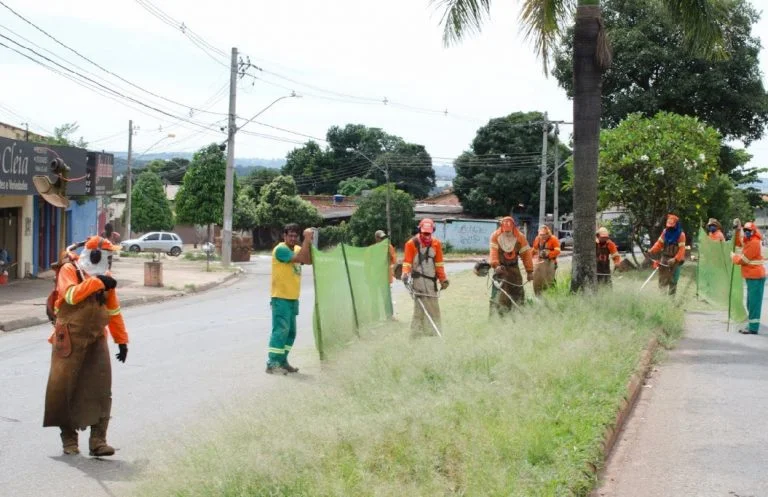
404, 278, 443, 338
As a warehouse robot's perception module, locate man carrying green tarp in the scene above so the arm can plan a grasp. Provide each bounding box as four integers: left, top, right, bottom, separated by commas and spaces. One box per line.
696, 227, 748, 326
266, 224, 315, 375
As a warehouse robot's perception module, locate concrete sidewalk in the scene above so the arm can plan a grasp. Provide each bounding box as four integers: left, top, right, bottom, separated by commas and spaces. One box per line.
0, 254, 242, 332
597, 310, 768, 496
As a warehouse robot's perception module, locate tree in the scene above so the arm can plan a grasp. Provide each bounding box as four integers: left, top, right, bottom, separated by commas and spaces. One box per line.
597, 112, 722, 248
554, 0, 768, 144
44, 122, 88, 148
129, 171, 174, 232
453, 111, 572, 218
282, 125, 436, 198
338, 177, 377, 196
233, 190, 259, 233
175, 144, 228, 237
242, 167, 281, 203
433, 0, 724, 292
348, 185, 415, 247
254, 176, 322, 239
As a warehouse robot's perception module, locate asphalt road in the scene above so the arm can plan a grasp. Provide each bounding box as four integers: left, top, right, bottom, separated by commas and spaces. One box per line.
597, 311, 768, 496
0, 257, 321, 497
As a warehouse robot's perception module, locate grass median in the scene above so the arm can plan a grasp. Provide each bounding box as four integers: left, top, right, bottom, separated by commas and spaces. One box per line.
136, 265, 686, 497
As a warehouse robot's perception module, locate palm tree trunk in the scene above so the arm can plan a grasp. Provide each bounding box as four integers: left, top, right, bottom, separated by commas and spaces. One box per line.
570, 3, 603, 292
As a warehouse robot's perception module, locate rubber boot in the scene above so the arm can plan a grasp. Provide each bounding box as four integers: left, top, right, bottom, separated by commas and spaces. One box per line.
89, 417, 115, 457
60, 427, 79, 455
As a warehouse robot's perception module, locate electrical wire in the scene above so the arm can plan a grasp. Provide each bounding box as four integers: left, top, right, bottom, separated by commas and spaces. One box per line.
0, 1, 230, 117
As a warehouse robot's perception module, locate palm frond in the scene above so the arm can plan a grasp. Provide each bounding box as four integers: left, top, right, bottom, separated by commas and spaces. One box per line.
662, 0, 728, 59
519, 0, 576, 74
431, 0, 492, 46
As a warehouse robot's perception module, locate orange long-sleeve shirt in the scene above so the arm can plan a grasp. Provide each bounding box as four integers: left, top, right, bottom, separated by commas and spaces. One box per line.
733, 230, 766, 280
531, 235, 561, 261
402, 236, 447, 282
650, 230, 686, 262
50, 263, 129, 344
708, 230, 725, 241
489, 229, 533, 273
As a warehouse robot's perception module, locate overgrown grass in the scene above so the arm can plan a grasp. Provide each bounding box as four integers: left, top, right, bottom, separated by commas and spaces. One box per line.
135, 266, 687, 497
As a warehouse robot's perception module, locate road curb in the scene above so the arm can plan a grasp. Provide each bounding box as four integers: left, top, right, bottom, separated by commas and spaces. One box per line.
589, 336, 659, 495
0, 269, 243, 333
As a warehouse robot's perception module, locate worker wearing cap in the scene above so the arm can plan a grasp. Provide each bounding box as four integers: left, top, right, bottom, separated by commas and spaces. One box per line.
531, 225, 561, 296
43, 235, 128, 457
596, 227, 622, 286
649, 213, 686, 295
401, 218, 448, 336
375, 230, 397, 285
705, 218, 725, 242
489, 216, 533, 314
732, 220, 766, 334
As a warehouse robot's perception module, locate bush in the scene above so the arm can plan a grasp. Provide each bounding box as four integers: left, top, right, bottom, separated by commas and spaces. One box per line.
318, 223, 350, 249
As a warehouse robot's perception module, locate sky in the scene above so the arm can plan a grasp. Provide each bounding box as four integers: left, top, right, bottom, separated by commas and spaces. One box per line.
0, 0, 766, 170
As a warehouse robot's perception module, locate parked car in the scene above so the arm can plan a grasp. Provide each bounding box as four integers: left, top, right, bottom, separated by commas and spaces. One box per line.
121, 232, 183, 256
558, 231, 573, 250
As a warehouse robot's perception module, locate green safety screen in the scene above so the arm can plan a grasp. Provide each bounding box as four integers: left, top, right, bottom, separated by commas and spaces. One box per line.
312, 241, 392, 360
696, 228, 747, 323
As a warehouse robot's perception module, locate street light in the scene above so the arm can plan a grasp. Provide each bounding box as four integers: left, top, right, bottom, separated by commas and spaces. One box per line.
347, 148, 392, 240
221, 92, 300, 267
125, 132, 176, 237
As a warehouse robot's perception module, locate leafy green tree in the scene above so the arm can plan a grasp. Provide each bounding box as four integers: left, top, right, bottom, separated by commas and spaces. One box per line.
348, 185, 415, 247
254, 176, 322, 239
44, 122, 88, 148
338, 177, 376, 196
433, 0, 725, 291
453, 111, 572, 218
554, 0, 768, 144
175, 144, 228, 228
597, 112, 721, 247
129, 171, 174, 232
281, 141, 336, 194
242, 167, 281, 203
233, 190, 259, 233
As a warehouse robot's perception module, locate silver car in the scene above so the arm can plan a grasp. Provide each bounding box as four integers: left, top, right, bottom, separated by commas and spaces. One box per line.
121, 232, 184, 256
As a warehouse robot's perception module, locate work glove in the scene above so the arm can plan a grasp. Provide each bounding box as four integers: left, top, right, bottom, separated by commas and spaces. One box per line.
733, 218, 742, 229
115, 344, 128, 363
526, 271, 534, 281
440, 280, 450, 290
494, 265, 503, 275
96, 275, 117, 291
402, 273, 412, 286
540, 249, 549, 259
652, 260, 660, 269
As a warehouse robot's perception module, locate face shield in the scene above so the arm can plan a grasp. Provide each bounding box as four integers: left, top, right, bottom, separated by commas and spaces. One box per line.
77, 244, 111, 275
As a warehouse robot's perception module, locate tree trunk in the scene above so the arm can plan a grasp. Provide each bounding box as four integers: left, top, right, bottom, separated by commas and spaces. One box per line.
570, 3, 603, 292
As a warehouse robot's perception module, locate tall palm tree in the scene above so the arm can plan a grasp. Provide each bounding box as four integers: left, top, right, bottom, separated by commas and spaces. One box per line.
434, 0, 725, 291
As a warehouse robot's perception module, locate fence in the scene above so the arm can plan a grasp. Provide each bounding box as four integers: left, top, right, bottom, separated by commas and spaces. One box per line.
312, 240, 391, 360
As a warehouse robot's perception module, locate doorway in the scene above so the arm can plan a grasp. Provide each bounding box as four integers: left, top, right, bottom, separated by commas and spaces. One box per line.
0, 208, 20, 280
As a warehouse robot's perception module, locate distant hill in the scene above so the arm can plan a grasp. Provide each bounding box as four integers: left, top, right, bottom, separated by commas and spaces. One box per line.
111, 151, 285, 176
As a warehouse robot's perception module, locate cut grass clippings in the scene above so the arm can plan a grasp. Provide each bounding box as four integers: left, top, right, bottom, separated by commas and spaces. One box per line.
135, 265, 687, 497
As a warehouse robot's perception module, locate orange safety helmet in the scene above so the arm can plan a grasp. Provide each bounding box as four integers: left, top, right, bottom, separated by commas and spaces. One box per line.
597, 227, 610, 238
418, 218, 435, 234
743, 222, 757, 231
500, 216, 515, 232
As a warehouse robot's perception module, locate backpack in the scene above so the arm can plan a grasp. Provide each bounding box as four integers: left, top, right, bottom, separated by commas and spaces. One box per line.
46, 261, 83, 323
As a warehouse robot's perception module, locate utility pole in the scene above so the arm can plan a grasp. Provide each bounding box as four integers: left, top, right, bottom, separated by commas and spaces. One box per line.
385, 159, 392, 239
538, 113, 549, 229
125, 119, 134, 239
221, 47, 238, 267
553, 124, 560, 237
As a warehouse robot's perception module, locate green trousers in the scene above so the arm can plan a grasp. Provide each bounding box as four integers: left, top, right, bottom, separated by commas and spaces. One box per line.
746, 278, 765, 333
267, 298, 299, 366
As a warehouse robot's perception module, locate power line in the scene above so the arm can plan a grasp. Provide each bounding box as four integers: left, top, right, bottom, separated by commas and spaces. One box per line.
0, 1, 231, 118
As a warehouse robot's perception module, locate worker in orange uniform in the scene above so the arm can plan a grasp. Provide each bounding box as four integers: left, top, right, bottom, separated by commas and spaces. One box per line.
401, 219, 449, 336
596, 227, 622, 286
706, 218, 725, 241
375, 229, 398, 318
531, 225, 561, 296
489, 216, 533, 314
43, 236, 128, 457
732, 220, 766, 334
649, 213, 686, 295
